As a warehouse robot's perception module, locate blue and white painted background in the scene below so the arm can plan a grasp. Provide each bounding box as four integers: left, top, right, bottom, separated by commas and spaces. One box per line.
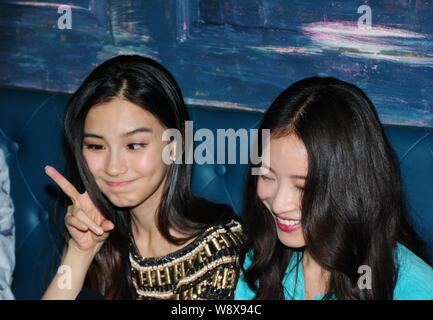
0, 0, 432, 127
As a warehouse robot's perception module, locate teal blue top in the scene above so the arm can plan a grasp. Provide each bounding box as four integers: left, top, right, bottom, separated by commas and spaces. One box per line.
234, 243, 433, 300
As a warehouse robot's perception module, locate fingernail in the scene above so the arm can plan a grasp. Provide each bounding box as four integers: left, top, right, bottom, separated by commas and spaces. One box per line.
97, 228, 104, 235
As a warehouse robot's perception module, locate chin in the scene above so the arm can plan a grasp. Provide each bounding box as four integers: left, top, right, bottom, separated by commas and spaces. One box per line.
277, 232, 306, 249
106, 195, 140, 208
280, 240, 306, 249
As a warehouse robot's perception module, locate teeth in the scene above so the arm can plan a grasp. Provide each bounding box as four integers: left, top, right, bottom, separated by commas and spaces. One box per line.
277, 217, 301, 226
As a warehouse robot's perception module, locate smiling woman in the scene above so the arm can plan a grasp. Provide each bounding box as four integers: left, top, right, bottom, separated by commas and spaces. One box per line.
81, 98, 169, 210
41, 55, 244, 300
235, 76, 433, 300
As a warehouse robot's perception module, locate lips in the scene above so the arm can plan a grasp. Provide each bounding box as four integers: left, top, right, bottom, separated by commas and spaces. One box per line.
275, 216, 302, 233
105, 179, 135, 187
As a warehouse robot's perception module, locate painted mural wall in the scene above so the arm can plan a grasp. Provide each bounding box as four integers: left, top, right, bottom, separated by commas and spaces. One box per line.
0, 0, 432, 127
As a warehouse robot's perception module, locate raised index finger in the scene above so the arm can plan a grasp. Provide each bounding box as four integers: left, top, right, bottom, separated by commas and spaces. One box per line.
45, 165, 80, 201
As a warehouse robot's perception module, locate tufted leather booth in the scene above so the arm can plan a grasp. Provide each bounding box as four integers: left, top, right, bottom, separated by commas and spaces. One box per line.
0, 86, 432, 299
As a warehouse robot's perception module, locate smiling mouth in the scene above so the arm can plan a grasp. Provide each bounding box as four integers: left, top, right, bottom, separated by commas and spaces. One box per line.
277, 217, 301, 226
105, 180, 135, 187
275, 216, 302, 233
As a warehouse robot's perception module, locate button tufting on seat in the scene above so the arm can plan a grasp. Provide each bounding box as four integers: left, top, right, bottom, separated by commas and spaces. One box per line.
39, 210, 49, 222
12, 141, 19, 153
215, 164, 226, 176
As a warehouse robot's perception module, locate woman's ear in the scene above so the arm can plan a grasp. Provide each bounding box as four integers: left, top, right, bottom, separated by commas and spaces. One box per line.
169, 139, 177, 162
161, 130, 182, 164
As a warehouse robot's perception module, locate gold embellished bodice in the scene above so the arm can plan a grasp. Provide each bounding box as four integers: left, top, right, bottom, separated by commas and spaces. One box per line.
129, 220, 244, 300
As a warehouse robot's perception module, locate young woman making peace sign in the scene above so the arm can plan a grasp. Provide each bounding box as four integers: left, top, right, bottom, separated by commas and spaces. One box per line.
42, 55, 243, 300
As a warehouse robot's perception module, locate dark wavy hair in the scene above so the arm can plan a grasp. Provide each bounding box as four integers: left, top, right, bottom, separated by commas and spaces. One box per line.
62, 55, 235, 299
241, 76, 428, 300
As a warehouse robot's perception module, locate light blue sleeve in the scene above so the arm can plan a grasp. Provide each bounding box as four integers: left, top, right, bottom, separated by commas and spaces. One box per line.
393, 244, 433, 300
234, 251, 257, 300
0, 149, 15, 300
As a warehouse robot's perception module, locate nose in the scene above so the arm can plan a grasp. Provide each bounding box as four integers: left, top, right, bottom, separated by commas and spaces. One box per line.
271, 185, 300, 216
105, 149, 128, 177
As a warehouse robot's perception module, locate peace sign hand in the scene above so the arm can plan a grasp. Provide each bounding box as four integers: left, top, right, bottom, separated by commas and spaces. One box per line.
45, 165, 115, 255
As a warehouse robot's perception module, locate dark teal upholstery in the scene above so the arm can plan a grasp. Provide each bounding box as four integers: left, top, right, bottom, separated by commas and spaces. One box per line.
0, 87, 432, 299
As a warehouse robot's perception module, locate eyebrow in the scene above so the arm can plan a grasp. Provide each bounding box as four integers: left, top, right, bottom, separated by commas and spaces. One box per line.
83, 127, 153, 139
290, 174, 307, 180
261, 164, 307, 179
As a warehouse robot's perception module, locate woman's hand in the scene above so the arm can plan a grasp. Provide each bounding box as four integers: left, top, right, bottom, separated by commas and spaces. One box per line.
45, 165, 115, 255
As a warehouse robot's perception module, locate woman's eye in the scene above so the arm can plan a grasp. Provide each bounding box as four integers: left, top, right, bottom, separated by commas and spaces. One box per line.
84, 144, 104, 151
260, 175, 274, 182
128, 143, 146, 151
295, 186, 305, 192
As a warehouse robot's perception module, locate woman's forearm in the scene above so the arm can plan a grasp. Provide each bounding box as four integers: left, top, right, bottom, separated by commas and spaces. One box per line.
41, 241, 97, 300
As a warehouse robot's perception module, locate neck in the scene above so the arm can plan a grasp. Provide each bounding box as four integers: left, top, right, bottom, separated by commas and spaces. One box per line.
129, 175, 191, 258
302, 250, 323, 273
130, 175, 169, 257
302, 249, 330, 299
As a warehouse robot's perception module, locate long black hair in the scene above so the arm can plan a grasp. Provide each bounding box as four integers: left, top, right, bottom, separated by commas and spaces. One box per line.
62, 55, 235, 299
242, 76, 428, 300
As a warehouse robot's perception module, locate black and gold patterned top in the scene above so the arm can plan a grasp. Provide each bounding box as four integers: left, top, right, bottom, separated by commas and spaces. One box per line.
129, 219, 244, 300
